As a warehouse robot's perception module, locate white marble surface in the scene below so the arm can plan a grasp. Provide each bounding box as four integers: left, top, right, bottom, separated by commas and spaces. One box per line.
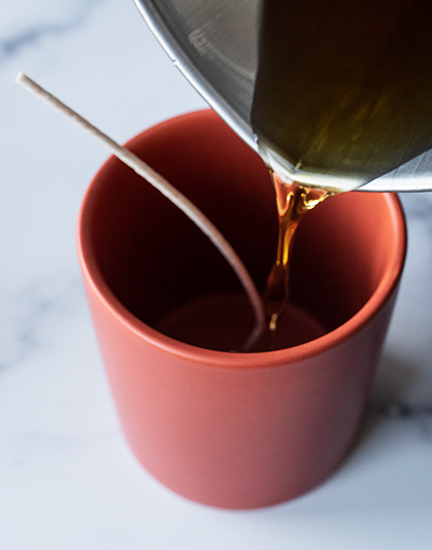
1, 1, 431, 548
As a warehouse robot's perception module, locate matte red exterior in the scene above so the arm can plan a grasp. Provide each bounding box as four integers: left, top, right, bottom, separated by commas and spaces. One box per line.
77, 110, 406, 509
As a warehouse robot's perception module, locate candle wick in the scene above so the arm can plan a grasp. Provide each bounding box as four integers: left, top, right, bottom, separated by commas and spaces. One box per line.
15, 72, 265, 351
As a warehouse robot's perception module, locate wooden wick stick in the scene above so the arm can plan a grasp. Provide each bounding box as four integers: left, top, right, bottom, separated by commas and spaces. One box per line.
15, 72, 265, 351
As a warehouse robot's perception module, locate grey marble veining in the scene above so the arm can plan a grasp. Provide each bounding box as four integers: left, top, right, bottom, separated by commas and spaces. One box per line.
0, 273, 85, 372
1, 0, 431, 548
401, 191, 432, 221
0, 0, 104, 64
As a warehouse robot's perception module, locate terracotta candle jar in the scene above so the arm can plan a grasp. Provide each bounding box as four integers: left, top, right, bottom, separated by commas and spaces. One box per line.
77, 110, 406, 509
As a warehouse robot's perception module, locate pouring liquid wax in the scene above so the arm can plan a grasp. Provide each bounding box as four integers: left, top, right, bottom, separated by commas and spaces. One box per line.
252, 0, 432, 340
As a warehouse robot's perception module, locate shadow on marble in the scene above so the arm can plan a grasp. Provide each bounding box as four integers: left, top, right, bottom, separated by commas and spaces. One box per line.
353, 352, 432, 448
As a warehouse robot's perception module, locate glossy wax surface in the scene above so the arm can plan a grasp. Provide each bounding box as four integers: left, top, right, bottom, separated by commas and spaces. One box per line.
1, 0, 432, 548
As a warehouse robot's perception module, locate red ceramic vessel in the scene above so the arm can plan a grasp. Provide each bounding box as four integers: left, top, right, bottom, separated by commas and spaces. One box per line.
77, 110, 406, 509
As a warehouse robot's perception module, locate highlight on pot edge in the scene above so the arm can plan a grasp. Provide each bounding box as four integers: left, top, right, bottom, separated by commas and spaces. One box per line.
134, 0, 432, 194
